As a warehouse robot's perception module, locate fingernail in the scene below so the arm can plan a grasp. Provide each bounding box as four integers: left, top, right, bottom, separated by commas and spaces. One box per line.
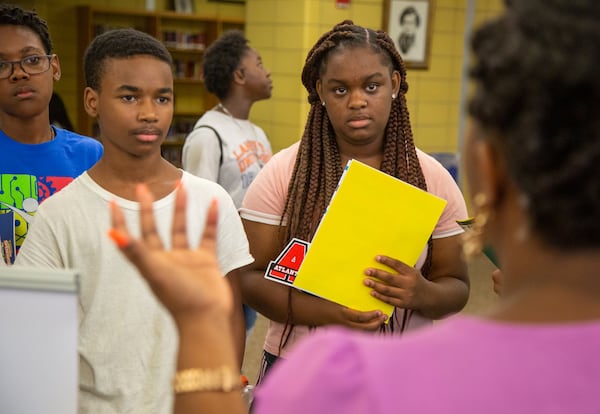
108, 228, 130, 248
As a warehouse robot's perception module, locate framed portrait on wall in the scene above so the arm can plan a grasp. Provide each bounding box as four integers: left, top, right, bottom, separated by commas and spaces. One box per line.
383, 0, 433, 69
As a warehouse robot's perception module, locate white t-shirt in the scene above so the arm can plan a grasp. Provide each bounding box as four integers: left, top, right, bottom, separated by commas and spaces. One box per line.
182, 110, 272, 208
15, 171, 254, 414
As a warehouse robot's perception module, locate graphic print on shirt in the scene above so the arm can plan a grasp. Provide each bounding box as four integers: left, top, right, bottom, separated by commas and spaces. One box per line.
265, 238, 309, 286
0, 173, 73, 264
234, 140, 271, 189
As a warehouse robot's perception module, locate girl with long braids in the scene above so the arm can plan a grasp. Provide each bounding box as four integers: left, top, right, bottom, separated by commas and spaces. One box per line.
238, 20, 469, 380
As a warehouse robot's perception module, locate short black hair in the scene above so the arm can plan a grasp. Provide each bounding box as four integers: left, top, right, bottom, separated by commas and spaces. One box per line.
84, 28, 173, 91
0, 4, 52, 54
469, 0, 600, 249
202, 29, 250, 100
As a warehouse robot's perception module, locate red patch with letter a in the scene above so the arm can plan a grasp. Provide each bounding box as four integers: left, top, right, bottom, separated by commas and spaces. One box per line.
264, 238, 309, 286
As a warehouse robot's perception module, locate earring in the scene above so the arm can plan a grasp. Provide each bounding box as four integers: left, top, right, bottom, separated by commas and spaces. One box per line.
462, 193, 491, 260
321, 101, 326, 107
392, 94, 396, 99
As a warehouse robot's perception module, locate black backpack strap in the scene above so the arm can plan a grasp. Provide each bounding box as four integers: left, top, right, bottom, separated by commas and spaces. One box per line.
192, 125, 224, 166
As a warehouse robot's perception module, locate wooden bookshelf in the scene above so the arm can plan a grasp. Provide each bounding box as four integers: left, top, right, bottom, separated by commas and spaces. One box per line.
76, 6, 244, 167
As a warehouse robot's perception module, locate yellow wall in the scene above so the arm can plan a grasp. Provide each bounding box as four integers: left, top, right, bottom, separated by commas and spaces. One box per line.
18, 0, 505, 155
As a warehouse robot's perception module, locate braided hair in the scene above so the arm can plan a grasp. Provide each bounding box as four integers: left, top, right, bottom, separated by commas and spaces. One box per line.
469, 0, 600, 249
282, 20, 432, 274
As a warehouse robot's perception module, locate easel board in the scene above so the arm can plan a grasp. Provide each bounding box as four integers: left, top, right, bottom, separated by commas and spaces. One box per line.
0, 267, 79, 414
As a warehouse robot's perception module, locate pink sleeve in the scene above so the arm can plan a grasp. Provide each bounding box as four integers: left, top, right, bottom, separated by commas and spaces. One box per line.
417, 150, 468, 239
240, 142, 299, 225
253, 328, 371, 414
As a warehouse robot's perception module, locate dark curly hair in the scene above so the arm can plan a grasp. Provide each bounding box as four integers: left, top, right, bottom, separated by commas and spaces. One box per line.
202, 29, 250, 100
469, 0, 600, 249
0, 4, 52, 54
84, 28, 173, 91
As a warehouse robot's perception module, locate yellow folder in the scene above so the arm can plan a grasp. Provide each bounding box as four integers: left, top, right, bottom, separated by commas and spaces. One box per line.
293, 160, 447, 316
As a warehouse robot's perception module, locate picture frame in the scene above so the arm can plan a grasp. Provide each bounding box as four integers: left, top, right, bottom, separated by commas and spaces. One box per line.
383, 0, 433, 69
174, 0, 194, 13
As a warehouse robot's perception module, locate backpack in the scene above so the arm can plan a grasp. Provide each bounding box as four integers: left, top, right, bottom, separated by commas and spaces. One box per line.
192, 125, 223, 166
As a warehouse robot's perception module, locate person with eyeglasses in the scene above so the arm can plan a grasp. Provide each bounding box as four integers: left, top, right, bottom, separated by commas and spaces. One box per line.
0, 4, 103, 265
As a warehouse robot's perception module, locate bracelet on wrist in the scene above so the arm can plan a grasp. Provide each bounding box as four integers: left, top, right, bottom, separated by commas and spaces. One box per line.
173, 366, 244, 394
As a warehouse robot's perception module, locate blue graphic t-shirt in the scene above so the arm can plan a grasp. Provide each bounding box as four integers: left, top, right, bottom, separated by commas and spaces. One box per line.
0, 127, 103, 264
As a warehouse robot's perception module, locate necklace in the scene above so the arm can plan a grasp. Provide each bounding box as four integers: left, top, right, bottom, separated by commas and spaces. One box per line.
216, 102, 265, 167
217, 102, 256, 136
49, 127, 55, 141
217, 102, 236, 118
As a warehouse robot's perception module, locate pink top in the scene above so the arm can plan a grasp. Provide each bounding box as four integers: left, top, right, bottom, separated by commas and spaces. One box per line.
254, 315, 600, 414
240, 142, 468, 357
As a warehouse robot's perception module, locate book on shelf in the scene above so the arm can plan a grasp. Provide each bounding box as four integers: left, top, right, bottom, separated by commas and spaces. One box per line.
162, 30, 206, 50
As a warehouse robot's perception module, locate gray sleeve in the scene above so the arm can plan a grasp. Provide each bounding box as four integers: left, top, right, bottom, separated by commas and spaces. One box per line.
182, 127, 222, 182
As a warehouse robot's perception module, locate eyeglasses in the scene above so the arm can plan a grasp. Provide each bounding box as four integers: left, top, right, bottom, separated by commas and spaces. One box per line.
0, 54, 54, 80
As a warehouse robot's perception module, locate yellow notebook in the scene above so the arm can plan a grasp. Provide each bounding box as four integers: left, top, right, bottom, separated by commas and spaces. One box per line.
293, 160, 447, 316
